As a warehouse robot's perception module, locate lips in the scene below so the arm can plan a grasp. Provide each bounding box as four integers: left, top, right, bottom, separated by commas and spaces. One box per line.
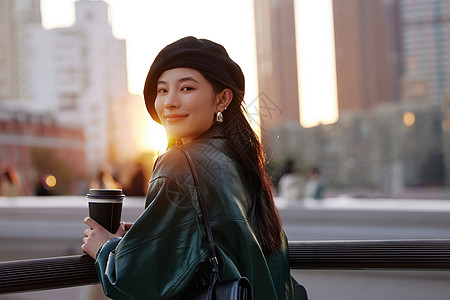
163, 113, 188, 122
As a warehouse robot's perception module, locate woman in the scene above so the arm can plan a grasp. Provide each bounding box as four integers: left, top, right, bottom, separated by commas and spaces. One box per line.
82, 36, 294, 299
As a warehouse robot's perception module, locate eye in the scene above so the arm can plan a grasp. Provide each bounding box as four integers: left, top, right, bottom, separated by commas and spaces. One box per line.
157, 87, 167, 94
181, 86, 194, 92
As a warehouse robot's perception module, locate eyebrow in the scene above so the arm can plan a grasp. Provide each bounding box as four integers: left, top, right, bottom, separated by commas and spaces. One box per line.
157, 76, 200, 85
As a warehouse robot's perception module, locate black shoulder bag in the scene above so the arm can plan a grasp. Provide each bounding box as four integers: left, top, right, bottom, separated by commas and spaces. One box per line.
177, 147, 252, 300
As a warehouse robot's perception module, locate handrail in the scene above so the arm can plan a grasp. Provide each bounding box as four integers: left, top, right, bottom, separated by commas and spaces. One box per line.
1, 239, 450, 294
288, 239, 450, 269
0, 255, 97, 294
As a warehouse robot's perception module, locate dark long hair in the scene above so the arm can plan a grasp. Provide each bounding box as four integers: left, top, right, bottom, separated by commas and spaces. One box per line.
204, 74, 283, 256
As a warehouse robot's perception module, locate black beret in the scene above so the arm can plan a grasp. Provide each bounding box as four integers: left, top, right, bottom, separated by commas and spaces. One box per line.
143, 36, 245, 124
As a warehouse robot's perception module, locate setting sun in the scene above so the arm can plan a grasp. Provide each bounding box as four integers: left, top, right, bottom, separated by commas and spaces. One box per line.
145, 121, 168, 155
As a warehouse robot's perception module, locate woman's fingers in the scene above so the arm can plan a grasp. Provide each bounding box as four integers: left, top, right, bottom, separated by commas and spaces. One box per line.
124, 222, 134, 231
83, 228, 91, 237
83, 216, 102, 230
81, 217, 113, 259
81, 243, 89, 255
114, 222, 125, 236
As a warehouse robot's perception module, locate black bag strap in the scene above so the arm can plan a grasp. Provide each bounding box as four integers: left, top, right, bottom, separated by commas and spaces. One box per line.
176, 147, 220, 298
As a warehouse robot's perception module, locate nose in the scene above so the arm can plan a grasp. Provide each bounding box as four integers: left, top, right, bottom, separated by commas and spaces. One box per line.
164, 91, 180, 109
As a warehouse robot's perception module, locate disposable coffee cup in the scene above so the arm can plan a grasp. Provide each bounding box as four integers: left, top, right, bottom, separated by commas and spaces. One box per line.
87, 189, 125, 233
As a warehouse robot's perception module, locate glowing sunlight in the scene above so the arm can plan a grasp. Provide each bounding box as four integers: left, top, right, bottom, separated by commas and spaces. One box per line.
295, 0, 339, 128
145, 121, 168, 155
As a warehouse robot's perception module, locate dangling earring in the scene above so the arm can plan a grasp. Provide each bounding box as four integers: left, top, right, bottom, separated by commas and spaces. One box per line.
216, 111, 224, 123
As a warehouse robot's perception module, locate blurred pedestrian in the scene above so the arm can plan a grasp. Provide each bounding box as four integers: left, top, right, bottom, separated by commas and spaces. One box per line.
304, 166, 324, 200
278, 169, 305, 201
277, 160, 305, 201
275, 159, 295, 191
125, 162, 147, 197
1, 167, 22, 197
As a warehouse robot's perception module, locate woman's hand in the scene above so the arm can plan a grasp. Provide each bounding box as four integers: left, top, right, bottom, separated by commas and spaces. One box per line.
81, 217, 129, 259
123, 222, 134, 232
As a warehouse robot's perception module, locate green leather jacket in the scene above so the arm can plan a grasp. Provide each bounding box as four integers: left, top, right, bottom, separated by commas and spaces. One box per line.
95, 125, 294, 299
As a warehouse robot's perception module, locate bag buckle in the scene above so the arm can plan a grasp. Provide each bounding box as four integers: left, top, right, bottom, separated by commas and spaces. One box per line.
209, 256, 219, 266
209, 256, 219, 273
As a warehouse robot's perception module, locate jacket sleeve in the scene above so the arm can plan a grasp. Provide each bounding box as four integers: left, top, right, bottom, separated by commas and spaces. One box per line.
95, 171, 209, 299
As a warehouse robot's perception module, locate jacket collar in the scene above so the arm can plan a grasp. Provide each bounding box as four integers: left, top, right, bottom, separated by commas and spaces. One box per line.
169, 123, 224, 148
195, 123, 224, 141
169, 123, 224, 147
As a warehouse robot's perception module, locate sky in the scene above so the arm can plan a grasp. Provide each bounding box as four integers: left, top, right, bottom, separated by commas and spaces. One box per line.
40, 0, 338, 148
295, 0, 338, 127
40, 0, 258, 98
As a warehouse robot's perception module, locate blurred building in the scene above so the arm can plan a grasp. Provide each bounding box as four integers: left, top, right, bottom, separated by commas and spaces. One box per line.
0, 0, 146, 176
257, 0, 450, 189
442, 91, 450, 185
331, 0, 450, 108
332, 0, 391, 113
0, 0, 41, 101
253, 0, 300, 137
383, 0, 403, 103
0, 108, 86, 195
27, 0, 133, 172
399, 0, 450, 105
271, 95, 444, 194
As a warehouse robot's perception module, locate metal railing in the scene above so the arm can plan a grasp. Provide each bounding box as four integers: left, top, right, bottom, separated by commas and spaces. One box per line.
1, 239, 450, 294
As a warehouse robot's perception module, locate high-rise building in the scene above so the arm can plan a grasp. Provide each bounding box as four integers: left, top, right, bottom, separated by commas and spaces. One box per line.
332, 0, 391, 113
26, 0, 133, 172
0, 0, 41, 101
1, 0, 145, 175
383, 0, 403, 103
399, 0, 450, 104
253, 0, 300, 132
334, 0, 450, 108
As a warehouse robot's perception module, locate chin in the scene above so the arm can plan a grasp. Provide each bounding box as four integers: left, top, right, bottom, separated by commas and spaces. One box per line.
164, 129, 183, 141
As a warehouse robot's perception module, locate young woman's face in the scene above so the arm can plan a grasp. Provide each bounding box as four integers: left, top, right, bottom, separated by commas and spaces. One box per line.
155, 68, 217, 144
